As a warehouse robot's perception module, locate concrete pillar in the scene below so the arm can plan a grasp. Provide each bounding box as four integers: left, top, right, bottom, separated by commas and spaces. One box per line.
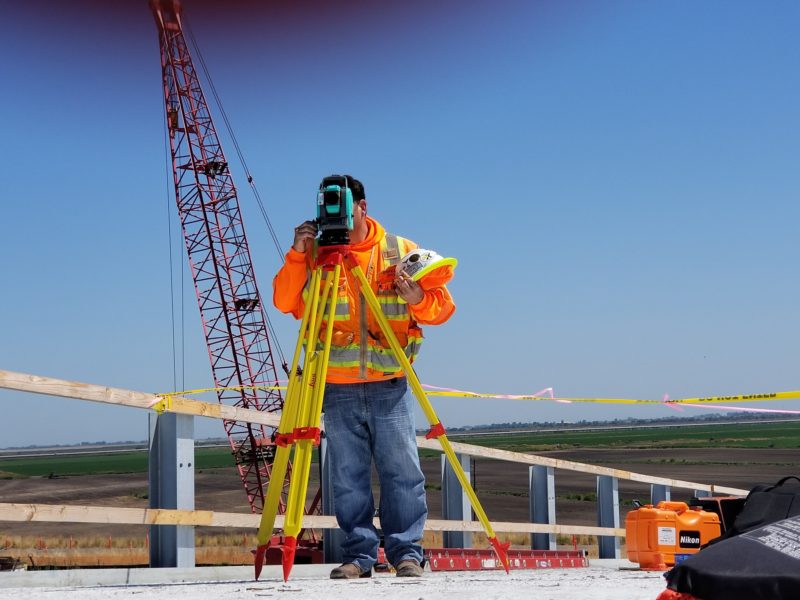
529, 465, 556, 550
596, 475, 620, 559
651, 484, 671, 505
148, 412, 195, 568
441, 453, 473, 548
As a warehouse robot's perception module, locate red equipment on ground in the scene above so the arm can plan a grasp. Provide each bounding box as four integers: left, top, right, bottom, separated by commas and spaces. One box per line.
656, 591, 702, 600
424, 548, 588, 571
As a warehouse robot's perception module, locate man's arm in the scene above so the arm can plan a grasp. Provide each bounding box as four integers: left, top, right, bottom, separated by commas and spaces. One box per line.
273, 221, 317, 319
272, 247, 309, 319
404, 263, 456, 325
409, 285, 455, 325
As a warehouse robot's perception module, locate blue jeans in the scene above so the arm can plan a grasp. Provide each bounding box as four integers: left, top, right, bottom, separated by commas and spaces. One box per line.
322, 377, 427, 570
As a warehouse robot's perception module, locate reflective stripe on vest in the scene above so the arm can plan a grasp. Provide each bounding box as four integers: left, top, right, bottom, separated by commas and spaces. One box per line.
377, 293, 409, 320
374, 233, 409, 320
326, 333, 423, 372
303, 288, 350, 321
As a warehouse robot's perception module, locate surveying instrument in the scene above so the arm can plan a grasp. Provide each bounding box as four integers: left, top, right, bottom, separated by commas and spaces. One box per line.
253, 176, 510, 580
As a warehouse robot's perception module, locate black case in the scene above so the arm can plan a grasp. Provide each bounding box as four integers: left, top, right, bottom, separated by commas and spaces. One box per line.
665, 514, 800, 600
705, 475, 800, 547
665, 477, 800, 600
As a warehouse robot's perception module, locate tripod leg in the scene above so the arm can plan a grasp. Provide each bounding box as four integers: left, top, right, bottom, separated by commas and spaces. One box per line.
280, 264, 341, 581
348, 263, 511, 573
254, 267, 324, 579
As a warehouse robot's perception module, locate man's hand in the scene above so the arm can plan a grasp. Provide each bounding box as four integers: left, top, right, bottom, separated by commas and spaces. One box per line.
292, 221, 318, 253
394, 268, 424, 305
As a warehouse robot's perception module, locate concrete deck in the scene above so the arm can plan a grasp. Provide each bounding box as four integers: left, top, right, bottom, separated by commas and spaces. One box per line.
0, 560, 668, 599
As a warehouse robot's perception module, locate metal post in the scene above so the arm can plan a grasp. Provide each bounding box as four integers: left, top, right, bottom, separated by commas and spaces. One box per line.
596, 475, 620, 559
529, 465, 556, 550
148, 412, 195, 568
651, 484, 671, 505
320, 426, 345, 564
441, 453, 473, 548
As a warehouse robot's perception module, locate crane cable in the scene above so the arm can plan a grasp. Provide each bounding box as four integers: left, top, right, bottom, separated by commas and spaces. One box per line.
184, 24, 285, 261
163, 117, 177, 393
184, 19, 288, 372
162, 97, 183, 394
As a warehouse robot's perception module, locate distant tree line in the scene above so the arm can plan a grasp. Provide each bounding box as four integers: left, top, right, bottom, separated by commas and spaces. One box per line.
4, 412, 798, 451
439, 411, 800, 434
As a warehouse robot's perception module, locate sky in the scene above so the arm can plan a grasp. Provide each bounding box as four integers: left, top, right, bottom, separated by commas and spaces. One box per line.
0, 0, 798, 448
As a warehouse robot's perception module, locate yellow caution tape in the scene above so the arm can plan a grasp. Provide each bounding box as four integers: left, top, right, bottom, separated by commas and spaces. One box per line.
422, 390, 800, 405
155, 386, 800, 407
158, 384, 283, 398
672, 391, 800, 404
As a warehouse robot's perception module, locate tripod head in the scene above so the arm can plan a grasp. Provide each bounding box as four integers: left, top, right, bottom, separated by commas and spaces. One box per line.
316, 174, 354, 246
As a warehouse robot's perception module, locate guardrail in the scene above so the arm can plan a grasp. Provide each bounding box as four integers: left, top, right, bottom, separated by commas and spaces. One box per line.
0, 369, 747, 565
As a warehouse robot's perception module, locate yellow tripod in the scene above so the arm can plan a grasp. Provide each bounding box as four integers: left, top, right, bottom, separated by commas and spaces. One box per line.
254, 246, 509, 581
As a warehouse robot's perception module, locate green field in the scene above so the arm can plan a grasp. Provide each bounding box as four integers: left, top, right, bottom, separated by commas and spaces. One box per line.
446, 420, 800, 452
1, 421, 797, 478
0, 447, 237, 478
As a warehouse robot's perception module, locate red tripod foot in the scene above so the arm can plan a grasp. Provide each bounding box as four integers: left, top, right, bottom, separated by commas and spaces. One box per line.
281, 536, 297, 582
253, 543, 269, 580
489, 537, 511, 573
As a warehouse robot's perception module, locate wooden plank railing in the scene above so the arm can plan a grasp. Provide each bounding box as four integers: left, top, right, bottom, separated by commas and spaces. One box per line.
417, 438, 747, 496
0, 503, 624, 537
0, 369, 280, 428
0, 367, 747, 552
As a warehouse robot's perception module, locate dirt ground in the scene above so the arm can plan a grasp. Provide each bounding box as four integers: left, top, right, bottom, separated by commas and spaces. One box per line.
2, 447, 797, 543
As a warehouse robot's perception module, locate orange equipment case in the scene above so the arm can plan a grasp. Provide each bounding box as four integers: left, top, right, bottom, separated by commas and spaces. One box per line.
625, 500, 721, 570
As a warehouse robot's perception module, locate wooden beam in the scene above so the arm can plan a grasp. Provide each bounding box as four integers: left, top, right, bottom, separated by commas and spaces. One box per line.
416, 437, 748, 496
0, 503, 624, 537
0, 369, 158, 410
0, 369, 280, 428
164, 396, 281, 428
0, 368, 747, 496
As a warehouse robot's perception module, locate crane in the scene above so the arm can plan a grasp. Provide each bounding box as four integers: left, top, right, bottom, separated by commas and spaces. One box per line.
149, 0, 320, 554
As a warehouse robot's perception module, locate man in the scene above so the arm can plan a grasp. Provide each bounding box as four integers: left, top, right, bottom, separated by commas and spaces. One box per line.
273, 175, 455, 579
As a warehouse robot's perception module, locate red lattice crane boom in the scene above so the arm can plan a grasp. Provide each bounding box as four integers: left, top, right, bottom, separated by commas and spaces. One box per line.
150, 0, 291, 516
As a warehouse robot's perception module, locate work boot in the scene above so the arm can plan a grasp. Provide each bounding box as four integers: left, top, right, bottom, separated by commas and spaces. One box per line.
395, 559, 423, 577
330, 563, 372, 579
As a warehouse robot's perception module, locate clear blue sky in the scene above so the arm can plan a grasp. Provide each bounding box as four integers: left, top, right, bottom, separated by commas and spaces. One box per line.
1, 0, 798, 447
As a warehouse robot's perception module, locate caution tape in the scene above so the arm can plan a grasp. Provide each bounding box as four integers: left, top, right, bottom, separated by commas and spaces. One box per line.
671, 391, 800, 405
423, 389, 800, 405
148, 384, 283, 409
676, 403, 800, 415
154, 384, 800, 407
157, 384, 283, 399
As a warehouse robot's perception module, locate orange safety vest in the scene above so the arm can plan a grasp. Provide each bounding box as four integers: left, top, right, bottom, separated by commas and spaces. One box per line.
273, 217, 455, 384
303, 233, 423, 382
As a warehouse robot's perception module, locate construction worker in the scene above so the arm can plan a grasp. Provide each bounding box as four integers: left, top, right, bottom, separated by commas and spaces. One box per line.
273, 175, 455, 579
